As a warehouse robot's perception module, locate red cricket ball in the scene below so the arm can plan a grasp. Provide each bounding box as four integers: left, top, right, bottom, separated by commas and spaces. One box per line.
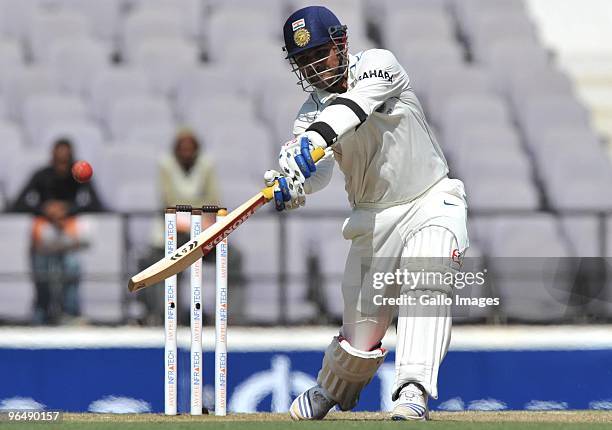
72, 160, 93, 183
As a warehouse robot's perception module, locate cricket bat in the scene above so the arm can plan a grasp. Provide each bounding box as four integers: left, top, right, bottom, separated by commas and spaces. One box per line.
128, 147, 326, 292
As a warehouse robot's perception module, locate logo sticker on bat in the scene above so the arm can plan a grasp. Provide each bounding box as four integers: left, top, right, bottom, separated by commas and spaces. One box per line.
170, 241, 197, 260
202, 202, 263, 252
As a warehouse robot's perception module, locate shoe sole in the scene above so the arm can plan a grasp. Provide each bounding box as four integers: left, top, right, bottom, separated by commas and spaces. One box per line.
391, 414, 427, 421
391, 407, 429, 421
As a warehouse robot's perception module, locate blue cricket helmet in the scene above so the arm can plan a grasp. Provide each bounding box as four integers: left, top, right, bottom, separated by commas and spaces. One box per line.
282, 6, 345, 58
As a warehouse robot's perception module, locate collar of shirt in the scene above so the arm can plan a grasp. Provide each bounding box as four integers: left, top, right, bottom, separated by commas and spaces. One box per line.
314, 52, 359, 105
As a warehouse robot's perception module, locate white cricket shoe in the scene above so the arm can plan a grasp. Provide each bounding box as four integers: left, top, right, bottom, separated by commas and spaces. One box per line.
391, 383, 429, 421
289, 386, 336, 421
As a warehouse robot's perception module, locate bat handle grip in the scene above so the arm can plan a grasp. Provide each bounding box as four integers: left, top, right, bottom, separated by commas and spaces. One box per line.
261, 147, 326, 200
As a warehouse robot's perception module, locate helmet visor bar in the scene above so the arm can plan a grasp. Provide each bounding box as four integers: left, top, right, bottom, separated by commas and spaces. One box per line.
287, 25, 348, 92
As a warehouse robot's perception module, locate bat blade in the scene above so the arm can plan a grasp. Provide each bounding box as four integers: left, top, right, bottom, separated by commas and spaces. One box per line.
128, 192, 268, 292
128, 147, 327, 293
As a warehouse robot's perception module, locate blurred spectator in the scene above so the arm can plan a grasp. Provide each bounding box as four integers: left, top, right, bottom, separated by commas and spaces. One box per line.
11, 138, 104, 324
137, 129, 245, 325
159, 128, 220, 212
159, 128, 220, 238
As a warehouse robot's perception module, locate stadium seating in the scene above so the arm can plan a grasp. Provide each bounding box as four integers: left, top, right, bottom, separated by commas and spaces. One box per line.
0, 215, 34, 322
56, 0, 123, 42
121, 8, 189, 60
128, 0, 206, 39
384, 9, 456, 53
107, 95, 174, 139
1, 66, 60, 121
48, 38, 113, 95
97, 145, 160, 212
124, 123, 177, 151
28, 9, 93, 62
284, 216, 350, 322
473, 214, 579, 322
23, 94, 89, 144
174, 66, 239, 118
426, 65, 495, 115
88, 67, 153, 122
79, 214, 125, 323
0, 0, 611, 325
0, 39, 23, 68
129, 37, 200, 96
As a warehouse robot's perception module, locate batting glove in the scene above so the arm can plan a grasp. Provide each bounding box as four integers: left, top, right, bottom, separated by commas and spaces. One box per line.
278, 134, 322, 186
263, 169, 306, 211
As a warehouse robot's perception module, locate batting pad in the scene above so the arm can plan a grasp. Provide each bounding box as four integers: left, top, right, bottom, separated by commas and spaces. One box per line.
317, 336, 387, 411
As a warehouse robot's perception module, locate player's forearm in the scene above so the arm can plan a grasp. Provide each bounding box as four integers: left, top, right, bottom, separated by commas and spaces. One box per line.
304, 151, 334, 194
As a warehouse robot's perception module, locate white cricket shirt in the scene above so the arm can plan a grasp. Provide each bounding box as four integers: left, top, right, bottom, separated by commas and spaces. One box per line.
293, 49, 449, 209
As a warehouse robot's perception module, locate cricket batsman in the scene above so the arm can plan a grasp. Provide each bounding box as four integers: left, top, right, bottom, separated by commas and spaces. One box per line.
263, 6, 469, 421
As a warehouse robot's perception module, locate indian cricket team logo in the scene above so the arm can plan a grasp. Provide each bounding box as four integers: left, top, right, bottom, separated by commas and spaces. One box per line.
294, 28, 311, 47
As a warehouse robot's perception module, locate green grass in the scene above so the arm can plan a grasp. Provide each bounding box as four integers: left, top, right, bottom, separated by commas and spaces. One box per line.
3, 423, 612, 430
2, 411, 612, 430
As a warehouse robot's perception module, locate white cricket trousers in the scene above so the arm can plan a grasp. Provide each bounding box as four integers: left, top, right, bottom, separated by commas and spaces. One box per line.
338, 177, 469, 400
